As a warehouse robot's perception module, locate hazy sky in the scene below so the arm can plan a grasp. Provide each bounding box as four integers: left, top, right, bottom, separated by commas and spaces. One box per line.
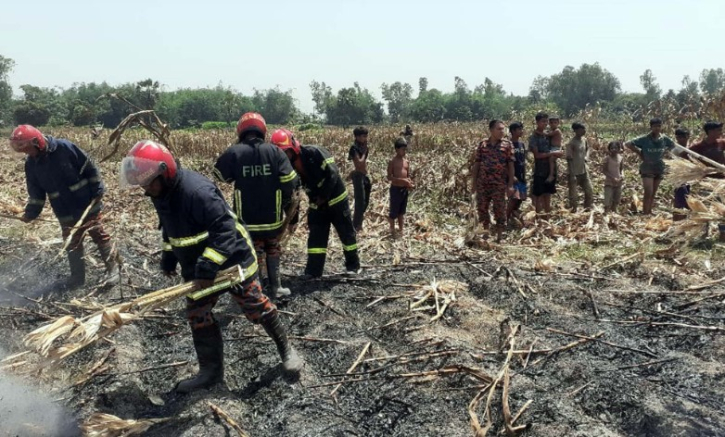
1, 0, 722, 113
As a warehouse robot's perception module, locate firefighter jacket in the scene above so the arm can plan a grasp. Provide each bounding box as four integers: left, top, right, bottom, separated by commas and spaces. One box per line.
213, 138, 297, 237
23, 136, 104, 223
298, 145, 348, 210
154, 169, 258, 288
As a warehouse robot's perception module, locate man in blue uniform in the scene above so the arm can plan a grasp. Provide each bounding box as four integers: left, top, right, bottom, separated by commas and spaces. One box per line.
271, 129, 360, 278
121, 140, 302, 394
214, 113, 297, 299
10, 124, 119, 289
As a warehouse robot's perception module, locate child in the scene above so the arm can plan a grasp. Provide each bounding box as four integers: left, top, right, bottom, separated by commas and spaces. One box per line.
545, 116, 563, 184
387, 138, 414, 238
672, 127, 691, 221
624, 118, 676, 215
349, 126, 371, 232
507, 122, 527, 224
566, 122, 593, 212
603, 141, 624, 214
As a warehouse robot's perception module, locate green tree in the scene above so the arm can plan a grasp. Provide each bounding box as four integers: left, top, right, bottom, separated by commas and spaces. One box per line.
640, 69, 661, 101
381, 81, 413, 122
13, 85, 64, 126
544, 63, 621, 116
699, 68, 725, 96
309, 81, 333, 117
0, 55, 14, 126
410, 88, 446, 122
310, 82, 383, 125
252, 87, 297, 124
528, 76, 550, 103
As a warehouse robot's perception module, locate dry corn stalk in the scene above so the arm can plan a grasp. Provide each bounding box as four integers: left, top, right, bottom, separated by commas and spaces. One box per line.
409, 279, 467, 322
81, 413, 168, 437
17, 265, 244, 362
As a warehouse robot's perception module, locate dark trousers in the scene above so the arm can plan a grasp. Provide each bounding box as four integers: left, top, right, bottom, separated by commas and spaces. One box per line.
306, 199, 359, 277
351, 172, 371, 230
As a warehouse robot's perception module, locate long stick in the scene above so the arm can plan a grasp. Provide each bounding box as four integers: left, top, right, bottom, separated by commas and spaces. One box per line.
330, 342, 371, 397
673, 145, 725, 172
55, 197, 100, 260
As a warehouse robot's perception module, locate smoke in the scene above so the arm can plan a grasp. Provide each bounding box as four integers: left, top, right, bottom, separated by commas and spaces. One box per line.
0, 348, 81, 437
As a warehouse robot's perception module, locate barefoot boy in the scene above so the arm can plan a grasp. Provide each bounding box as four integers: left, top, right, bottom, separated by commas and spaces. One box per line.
507, 122, 527, 224
387, 138, 414, 237
566, 122, 593, 212
603, 141, 624, 214
625, 118, 675, 215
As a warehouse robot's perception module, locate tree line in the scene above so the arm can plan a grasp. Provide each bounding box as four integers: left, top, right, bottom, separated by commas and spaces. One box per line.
1, 54, 724, 129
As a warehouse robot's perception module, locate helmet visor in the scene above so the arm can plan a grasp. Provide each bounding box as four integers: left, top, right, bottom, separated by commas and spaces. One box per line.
120, 156, 166, 188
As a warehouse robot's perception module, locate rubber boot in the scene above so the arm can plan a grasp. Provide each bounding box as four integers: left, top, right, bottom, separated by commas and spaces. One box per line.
266, 255, 291, 299
261, 313, 302, 374
344, 250, 361, 275
65, 249, 86, 289
176, 324, 224, 394
98, 242, 120, 286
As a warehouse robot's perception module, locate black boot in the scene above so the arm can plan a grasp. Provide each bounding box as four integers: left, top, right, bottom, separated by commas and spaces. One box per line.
261, 313, 302, 373
65, 249, 86, 289
176, 324, 224, 393
266, 255, 291, 299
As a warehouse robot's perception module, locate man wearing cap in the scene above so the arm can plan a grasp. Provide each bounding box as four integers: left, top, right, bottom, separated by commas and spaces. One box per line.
8, 125, 119, 289
689, 121, 725, 241
625, 118, 676, 215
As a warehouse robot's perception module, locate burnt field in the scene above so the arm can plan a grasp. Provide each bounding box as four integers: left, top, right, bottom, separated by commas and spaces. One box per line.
0, 125, 724, 436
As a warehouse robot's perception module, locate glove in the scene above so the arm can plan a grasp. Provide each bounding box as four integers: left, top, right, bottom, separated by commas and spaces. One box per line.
192, 278, 215, 291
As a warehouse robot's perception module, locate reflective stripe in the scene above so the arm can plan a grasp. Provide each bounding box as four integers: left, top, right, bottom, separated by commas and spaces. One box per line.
235, 222, 258, 264
48, 192, 60, 200
307, 248, 327, 254
168, 231, 209, 247
328, 190, 348, 206
276, 189, 282, 223
203, 247, 228, 265
186, 262, 259, 300
89, 176, 100, 183
28, 198, 45, 206
162, 242, 173, 251
69, 179, 89, 192
317, 180, 324, 188
343, 243, 358, 251
246, 221, 284, 232
212, 168, 225, 182
279, 170, 297, 183
321, 157, 335, 169
234, 190, 242, 220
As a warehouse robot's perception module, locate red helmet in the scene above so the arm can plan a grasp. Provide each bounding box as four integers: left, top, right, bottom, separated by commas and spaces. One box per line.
270, 129, 301, 155
9, 125, 47, 151
120, 140, 177, 187
236, 112, 267, 139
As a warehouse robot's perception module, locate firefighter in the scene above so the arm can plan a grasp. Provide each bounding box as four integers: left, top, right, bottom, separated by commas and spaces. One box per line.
120, 140, 302, 393
270, 129, 360, 278
9, 125, 119, 289
214, 113, 297, 299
